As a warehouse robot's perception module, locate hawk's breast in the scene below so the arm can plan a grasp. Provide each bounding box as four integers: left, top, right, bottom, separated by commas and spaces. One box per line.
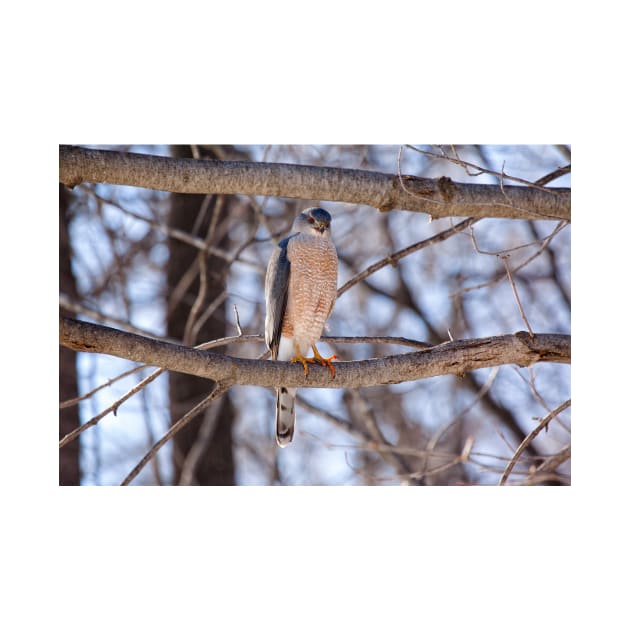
282, 233, 338, 350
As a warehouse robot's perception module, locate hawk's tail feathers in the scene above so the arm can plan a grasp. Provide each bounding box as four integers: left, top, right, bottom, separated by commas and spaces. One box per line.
276, 387, 296, 447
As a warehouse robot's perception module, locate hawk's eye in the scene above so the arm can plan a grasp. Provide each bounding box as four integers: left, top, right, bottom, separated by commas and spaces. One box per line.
307, 216, 315, 224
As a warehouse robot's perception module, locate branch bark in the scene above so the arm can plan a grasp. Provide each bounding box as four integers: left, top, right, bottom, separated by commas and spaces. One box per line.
59, 145, 570, 221
60, 317, 570, 389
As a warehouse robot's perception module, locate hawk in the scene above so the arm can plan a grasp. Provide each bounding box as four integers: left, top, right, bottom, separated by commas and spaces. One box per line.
265, 207, 338, 446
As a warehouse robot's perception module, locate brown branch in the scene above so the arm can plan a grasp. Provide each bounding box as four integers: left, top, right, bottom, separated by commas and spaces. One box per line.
59, 145, 570, 221
60, 317, 570, 390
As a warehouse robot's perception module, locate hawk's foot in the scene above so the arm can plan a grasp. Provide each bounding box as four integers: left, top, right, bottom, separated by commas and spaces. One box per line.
290, 350, 312, 376
310, 344, 337, 378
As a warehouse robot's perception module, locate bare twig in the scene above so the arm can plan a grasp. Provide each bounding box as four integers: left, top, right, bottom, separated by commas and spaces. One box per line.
59, 364, 149, 409
456, 220, 569, 297
121, 381, 231, 486
183, 250, 209, 345
501, 255, 534, 337
58, 333, 258, 446
406, 145, 568, 195
138, 382, 164, 485
534, 444, 571, 476
59, 367, 167, 448
177, 405, 222, 486
337, 217, 479, 299
467, 220, 567, 257
85, 185, 260, 270
498, 399, 571, 485
296, 395, 365, 443
190, 291, 229, 342
356, 436, 475, 485
422, 366, 499, 474
344, 389, 421, 484
60, 294, 167, 340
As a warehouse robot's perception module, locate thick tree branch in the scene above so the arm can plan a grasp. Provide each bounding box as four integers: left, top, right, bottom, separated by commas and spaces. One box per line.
59, 145, 570, 221
60, 317, 570, 389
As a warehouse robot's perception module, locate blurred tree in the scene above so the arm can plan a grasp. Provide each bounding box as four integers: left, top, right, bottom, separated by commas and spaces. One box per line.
166, 145, 236, 485
59, 144, 571, 486
59, 184, 81, 485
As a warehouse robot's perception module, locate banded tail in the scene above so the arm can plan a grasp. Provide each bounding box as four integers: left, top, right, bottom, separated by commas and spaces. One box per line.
276, 386, 296, 447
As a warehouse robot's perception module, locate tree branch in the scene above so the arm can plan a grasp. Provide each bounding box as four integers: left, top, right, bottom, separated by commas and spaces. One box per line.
59, 145, 570, 221
60, 317, 570, 389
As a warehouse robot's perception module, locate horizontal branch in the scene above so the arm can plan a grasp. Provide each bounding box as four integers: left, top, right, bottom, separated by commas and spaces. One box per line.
59, 145, 570, 221
60, 317, 570, 389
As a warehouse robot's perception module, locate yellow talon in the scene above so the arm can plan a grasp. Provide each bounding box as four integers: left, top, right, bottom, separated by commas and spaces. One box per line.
290, 345, 337, 378
290, 351, 311, 376
310, 344, 337, 378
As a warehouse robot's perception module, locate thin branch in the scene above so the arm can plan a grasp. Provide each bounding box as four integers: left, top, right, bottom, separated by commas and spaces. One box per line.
58, 332, 262, 446
344, 389, 421, 484
467, 220, 567, 257
529, 221, 571, 310
183, 250, 209, 345
191, 291, 229, 342
498, 399, 571, 485
501, 255, 535, 337
60, 294, 167, 340
455, 220, 569, 297
121, 381, 231, 486
296, 396, 367, 444
353, 437, 475, 485
407, 145, 570, 194
86, 185, 260, 269
59, 367, 167, 448
177, 405, 222, 486
323, 335, 432, 349
59, 363, 149, 409
535, 164, 571, 187
337, 217, 478, 299
534, 444, 571, 476
138, 381, 164, 485
422, 366, 499, 475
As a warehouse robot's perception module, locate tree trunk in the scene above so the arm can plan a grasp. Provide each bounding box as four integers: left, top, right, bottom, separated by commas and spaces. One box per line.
167, 146, 235, 485
59, 184, 81, 485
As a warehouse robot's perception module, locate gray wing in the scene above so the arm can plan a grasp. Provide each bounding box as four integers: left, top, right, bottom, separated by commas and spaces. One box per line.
265, 235, 292, 359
